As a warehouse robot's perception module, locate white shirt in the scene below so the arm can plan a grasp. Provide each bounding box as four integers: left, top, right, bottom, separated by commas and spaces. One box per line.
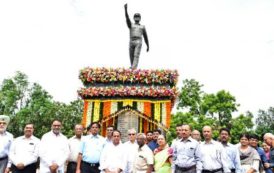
8, 135, 40, 166
197, 140, 231, 173
220, 142, 242, 173
0, 131, 13, 158
68, 135, 82, 162
123, 141, 139, 173
39, 131, 69, 173
133, 144, 154, 172
171, 137, 181, 149
100, 142, 126, 173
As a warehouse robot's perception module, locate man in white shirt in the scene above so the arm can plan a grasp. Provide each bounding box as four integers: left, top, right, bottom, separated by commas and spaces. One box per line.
133, 133, 153, 173
100, 130, 126, 173
124, 128, 139, 173
7, 123, 40, 173
197, 126, 230, 173
67, 124, 83, 173
0, 115, 13, 173
173, 124, 201, 173
105, 125, 114, 146
219, 128, 241, 173
39, 120, 70, 173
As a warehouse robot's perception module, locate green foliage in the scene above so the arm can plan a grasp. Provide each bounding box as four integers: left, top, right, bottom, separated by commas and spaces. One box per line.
177, 79, 203, 114
0, 71, 28, 115
255, 107, 274, 136
230, 112, 254, 143
170, 79, 253, 143
1, 72, 83, 138
202, 90, 239, 127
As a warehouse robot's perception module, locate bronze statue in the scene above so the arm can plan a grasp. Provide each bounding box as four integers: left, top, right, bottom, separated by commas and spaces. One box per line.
124, 4, 149, 69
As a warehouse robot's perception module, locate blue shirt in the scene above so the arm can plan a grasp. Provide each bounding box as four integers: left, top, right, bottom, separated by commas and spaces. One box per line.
80, 134, 105, 163
172, 137, 201, 168
0, 131, 13, 158
221, 143, 242, 173
147, 140, 158, 152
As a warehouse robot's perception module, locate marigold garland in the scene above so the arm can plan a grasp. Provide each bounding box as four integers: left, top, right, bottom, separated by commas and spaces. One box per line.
103, 101, 111, 118
166, 102, 171, 127
154, 103, 161, 123
137, 102, 144, 113
82, 101, 89, 127
161, 103, 167, 126
82, 99, 173, 129
144, 102, 151, 117
93, 101, 100, 122
79, 67, 179, 86
86, 101, 93, 126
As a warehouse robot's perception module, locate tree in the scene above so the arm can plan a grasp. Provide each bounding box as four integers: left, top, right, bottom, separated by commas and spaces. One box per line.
0, 71, 28, 115
170, 78, 252, 144
255, 107, 274, 135
8, 83, 56, 137
177, 79, 204, 115
1, 72, 84, 138
230, 112, 254, 143
201, 90, 239, 127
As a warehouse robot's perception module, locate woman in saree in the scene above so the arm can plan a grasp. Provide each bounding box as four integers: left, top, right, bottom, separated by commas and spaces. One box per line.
238, 133, 261, 173
153, 134, 173, 173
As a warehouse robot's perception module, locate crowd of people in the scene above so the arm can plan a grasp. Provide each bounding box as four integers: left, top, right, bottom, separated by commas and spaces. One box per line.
0, 114, 274, 173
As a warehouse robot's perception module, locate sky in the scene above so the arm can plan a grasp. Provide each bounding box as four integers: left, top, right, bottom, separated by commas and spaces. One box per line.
0, 0, 274, 115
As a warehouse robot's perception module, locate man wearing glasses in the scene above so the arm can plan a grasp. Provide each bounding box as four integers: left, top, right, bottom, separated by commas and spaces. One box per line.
124, 128, 139, 173
39, 120, 70, 173
0, 115, 13, 173
76, 122, 105, 173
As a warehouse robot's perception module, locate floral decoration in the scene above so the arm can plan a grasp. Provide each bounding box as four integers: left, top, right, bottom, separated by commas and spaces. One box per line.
78, 86, 178, 103
79, 67, 179, 86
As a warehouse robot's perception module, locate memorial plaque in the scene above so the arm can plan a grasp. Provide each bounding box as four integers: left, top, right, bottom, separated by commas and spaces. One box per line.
117, 111, 139, 142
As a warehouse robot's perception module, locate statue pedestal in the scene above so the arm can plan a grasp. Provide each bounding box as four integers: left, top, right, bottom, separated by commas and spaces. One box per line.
78, 67, 178, 136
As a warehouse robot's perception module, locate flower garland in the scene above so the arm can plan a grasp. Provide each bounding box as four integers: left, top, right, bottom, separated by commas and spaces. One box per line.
81, 99, 172, 129
103, 101, 111, 118
161, 103, 167, 126
79, 67, 179, 86
78, 86, 178, 103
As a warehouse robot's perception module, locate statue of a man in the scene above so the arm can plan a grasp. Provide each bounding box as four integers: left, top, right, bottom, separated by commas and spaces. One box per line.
124, 4, 149, 69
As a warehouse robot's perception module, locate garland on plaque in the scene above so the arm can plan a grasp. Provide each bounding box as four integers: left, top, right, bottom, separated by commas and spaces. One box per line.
78, 67, 178, 134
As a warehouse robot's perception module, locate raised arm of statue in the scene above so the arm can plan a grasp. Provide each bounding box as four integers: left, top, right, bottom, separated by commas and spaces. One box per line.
124, 3, 131, 28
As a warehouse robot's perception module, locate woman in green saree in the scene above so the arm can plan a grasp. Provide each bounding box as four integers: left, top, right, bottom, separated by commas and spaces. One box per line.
153, 135, 173, 173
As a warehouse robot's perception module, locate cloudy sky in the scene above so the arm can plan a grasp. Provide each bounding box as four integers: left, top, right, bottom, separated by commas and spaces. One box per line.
0, 0, 273, 115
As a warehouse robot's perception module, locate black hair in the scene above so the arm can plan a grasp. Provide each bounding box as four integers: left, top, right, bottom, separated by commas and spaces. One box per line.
146, 130, 153, 135
153, 129, 162, 134
249, 134, 259, 140
239, 133, 250, 140
112, 129, 121, 136
87, 122, 101, 131
219, 127, 231, 136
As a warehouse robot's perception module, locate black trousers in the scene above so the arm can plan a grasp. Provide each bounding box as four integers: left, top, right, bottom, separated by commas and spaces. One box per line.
80, 161, 100, 173
67, 162, 77, 173
11, 163, 37, 173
